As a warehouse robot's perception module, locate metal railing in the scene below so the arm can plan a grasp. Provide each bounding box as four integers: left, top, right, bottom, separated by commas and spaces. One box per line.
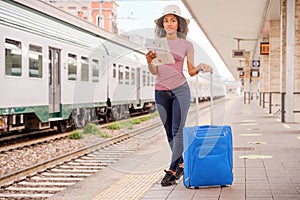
259, 92, 300, 122
243, 92, 251, 104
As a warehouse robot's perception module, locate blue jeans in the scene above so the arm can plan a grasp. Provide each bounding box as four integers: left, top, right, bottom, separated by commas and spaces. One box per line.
155, 82, 191, 172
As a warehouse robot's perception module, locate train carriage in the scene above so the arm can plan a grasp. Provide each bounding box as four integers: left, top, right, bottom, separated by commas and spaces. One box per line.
0, 0, 225, 134
0, 0, 156, 133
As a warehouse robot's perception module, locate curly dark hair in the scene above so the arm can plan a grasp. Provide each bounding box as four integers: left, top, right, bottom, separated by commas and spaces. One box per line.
155, 15, 189, 39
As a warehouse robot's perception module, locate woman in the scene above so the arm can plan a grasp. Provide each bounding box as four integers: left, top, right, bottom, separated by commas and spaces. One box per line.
146, 4, 212, 186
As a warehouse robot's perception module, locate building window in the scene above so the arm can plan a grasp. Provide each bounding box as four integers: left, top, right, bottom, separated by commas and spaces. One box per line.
97, 15, 104, 28
68, 53, 77, 80
29, 44, 43, 78
5, 38, 22, 76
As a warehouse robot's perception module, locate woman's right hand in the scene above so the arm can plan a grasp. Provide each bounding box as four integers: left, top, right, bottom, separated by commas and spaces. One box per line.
146, 51, 157, 65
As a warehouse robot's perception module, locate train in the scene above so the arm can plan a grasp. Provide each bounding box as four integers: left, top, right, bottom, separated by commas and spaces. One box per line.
0, 0, 225, 134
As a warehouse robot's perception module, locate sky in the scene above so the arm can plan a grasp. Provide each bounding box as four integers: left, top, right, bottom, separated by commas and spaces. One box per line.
115, 0, 234, 80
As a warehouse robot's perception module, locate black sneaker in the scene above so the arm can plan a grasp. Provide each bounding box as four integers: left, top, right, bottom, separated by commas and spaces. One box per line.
175, 167, 184, 180
161, 170, 176, 186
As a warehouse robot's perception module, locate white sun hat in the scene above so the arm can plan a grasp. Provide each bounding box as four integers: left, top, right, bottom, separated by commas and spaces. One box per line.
154, 4, 190, 24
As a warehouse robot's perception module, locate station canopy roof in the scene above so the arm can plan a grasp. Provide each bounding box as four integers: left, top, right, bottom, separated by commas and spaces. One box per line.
181, 0, 280, 81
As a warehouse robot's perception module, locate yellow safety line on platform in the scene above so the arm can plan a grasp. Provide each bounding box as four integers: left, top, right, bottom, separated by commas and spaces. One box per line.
92, 155, 168, 200
93, 172, 163, 200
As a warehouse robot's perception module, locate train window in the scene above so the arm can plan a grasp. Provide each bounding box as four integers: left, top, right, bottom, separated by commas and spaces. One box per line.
81, 56, 89, 82
125, 66, 130, 85
151, 76, 154, 86
131, 68, 135, 85
92, 59, 99, 82
5, 39, 22, 76
68, 54, 77, 80
113, 63, 116, 78
147, 72, 150, 86
142, 70, 146, 86
29, 45, 43, 78
118, 65, 123, 84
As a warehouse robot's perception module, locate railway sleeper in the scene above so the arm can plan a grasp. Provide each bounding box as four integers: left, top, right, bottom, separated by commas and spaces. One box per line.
58, 165, 104, 170
50, 168, 99, 173
2, 187, 62, 194
6, 186, 65, 192
0, 193, 53, 198
41, 172, 92, 177
67, 161, 108, 167
30, 176, 83, 182
81, 155, 121, 160
73, 158, 116, 164
18, 181, 74, 187
87, 154, 125, 159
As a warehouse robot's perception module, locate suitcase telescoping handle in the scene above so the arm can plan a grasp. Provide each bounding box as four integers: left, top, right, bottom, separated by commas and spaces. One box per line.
195, 70, 214, 126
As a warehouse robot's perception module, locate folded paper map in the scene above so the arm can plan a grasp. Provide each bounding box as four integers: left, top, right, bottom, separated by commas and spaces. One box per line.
145, 38, 175, 66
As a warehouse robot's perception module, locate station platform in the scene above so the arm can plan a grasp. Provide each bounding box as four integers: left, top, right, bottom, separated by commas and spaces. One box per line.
49, 95, 300, 200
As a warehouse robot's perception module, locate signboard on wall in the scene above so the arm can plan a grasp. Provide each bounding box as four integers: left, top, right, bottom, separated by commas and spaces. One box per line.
251, 70, 259, 77
232, 49, 245, 58
239, 71, 244, 78
260, 43, 269, 55
252, 60, 260, 68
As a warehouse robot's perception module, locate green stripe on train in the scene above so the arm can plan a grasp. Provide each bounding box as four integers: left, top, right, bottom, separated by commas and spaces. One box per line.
0, 102, 107, 123
0, 106, 49, 122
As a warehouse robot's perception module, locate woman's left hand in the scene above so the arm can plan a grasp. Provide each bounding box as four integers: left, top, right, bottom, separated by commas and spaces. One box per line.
197, 63, 213, 73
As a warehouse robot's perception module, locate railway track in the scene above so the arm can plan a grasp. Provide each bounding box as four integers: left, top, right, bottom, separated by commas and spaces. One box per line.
0, 99, 221, 199
0, 114, 154, 153
0, 121, 163, 199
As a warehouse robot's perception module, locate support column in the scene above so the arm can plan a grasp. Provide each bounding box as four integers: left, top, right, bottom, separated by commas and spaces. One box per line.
285, 0, 295, 122
251, 75, 259, 100
294, 0, 300, 122
280, 0, 287, 122
260, 46, 270, 108
244, 51, 251, 103
269, 20, 281, 114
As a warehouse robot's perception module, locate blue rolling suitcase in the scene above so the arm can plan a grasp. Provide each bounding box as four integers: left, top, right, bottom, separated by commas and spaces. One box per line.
183, 73, 233, 188
183, 125, 233, 187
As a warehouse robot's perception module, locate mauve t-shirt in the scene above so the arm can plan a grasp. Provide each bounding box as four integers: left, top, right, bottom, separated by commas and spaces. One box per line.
155, 38, 194, 90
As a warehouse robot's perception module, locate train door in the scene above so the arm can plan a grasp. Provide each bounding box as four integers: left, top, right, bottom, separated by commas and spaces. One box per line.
48, 48, 61, 114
